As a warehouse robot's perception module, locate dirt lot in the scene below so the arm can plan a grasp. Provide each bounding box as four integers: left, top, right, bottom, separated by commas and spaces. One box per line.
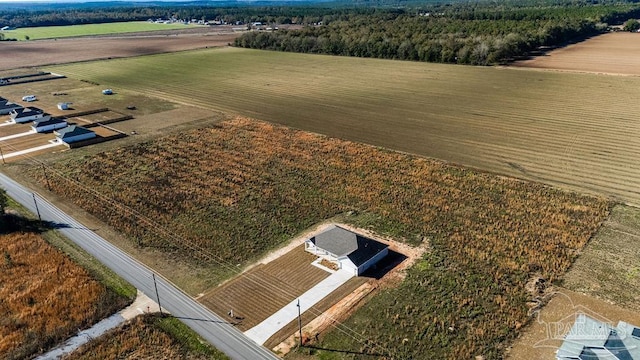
199, 245, 330, 331
513, 32, 640, 76
0, 28, 240, 70
507, 287, 640, 359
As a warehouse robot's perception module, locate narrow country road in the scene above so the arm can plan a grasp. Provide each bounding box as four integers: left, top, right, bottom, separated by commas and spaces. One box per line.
0, 172, 279, 360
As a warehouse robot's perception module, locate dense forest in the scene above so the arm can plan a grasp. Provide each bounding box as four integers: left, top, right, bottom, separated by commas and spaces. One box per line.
234, 1, 640, 64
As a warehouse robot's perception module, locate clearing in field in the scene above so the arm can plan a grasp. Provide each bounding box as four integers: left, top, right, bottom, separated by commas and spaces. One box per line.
47, 47, 640, 206
513, 32, 640, 76
25, 117, 610, 358
1, 21, 200, 41
561, 205, 640, 311
0, 229, 129, 359
507, 287, 640, 359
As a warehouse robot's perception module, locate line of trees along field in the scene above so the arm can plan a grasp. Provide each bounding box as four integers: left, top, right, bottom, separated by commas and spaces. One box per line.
235, 2, 640, 64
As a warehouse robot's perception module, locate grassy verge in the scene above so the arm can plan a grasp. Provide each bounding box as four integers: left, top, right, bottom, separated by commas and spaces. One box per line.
66, 314, 229, 360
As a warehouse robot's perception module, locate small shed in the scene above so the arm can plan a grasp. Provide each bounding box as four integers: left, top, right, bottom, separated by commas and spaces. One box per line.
54, 125, 96, 144
32, 117, 68, 133
10, 106, 46, 123
57, 102, 71, 110
305, 225, 389, 276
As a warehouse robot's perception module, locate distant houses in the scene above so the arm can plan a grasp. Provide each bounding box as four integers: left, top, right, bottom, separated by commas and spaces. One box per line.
0, 97, 22, 115
32, 117, 67, 133
54, 125, 96, 144
10, 106, 48, 124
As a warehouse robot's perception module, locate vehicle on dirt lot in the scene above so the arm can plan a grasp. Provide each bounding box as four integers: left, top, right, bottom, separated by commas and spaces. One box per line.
22, 95, 37, 102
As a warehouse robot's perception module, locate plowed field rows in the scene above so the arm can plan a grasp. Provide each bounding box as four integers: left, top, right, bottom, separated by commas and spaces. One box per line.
48, 47, 640, 205
200, 246, 329, 331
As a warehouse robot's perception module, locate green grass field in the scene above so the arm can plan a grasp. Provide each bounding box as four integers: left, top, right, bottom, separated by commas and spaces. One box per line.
2, 21, 198, 40
47, 47, 640, 206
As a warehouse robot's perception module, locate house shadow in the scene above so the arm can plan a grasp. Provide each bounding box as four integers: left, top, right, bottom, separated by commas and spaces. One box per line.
302, 345, 386, 357
0, 214, 86, 234
358, 249, 407, 280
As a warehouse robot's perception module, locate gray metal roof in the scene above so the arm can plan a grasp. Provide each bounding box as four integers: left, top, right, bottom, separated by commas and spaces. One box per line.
310, 225, 388, 266
54, 125, 94, 138
557, 314, 640, 360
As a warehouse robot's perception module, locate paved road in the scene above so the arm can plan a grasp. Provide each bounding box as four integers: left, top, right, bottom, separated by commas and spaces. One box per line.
0, 172, 279, 360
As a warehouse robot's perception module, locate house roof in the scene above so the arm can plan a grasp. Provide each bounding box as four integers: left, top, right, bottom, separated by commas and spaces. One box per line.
33, 117, 66, 127
0, 100, 21, 110
11, 106, 43, 118
54, 125, 94, 138
310, 225, 388, 267
557, 314, 640, 360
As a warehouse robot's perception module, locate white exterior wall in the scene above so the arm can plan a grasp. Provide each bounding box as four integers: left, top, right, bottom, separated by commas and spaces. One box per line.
13, 113, 46, 124
338, 256, 358, 276
33, 121, 67, 133
58, 132, 96, 144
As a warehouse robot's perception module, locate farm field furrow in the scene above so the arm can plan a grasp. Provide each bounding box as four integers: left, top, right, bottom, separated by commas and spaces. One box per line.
27, 118, 610, 359
48, 48, 640, 204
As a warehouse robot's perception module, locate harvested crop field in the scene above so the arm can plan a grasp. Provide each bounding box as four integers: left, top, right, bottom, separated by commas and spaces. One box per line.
0, 231, 128, 359
47, 47, 640, 205
0, 30, 239, 70
28, 118, 610, 358
513, 32, 640, 76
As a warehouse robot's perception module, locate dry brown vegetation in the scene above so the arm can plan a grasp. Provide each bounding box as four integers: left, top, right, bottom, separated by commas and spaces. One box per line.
28, 118, 610, 358
64, 314, 228, 360
0, 231, 128, 360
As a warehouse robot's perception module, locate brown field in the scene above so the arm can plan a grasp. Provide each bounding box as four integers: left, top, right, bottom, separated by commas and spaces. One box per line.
0, 30, 239, 70
200, 246, 330, 331
0, 231, 128, 359
25, 118, 610, 358
64, 314, 228, 360
507, 287, 640, 359
513, 32, 640, 75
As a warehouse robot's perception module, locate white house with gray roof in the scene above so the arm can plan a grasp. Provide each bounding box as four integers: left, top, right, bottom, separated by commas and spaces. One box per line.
54, 125, 96, 144
557, 313, 640, 360
0, 97, 22, 115
304, 225, 389, 276
10, 106, 47, 123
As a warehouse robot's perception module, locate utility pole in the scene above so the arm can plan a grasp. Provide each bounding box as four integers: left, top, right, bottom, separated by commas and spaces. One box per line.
42, 165, 51, 191
297, 299, 303, 347
32, 193, 41, 221
153, 273, 164, 317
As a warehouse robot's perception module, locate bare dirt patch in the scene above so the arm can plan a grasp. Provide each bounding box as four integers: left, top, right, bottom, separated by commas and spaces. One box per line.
513, 32, 640, 76
507, 287, 640, 359
0, 31, 239, 70
199, 245, 330, 331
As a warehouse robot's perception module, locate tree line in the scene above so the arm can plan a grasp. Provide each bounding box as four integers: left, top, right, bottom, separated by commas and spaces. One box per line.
234, 2, 640, 65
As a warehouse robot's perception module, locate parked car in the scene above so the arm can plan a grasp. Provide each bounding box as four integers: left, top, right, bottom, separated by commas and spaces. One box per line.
102, 89, 113, 95
22, 95, 37, 102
